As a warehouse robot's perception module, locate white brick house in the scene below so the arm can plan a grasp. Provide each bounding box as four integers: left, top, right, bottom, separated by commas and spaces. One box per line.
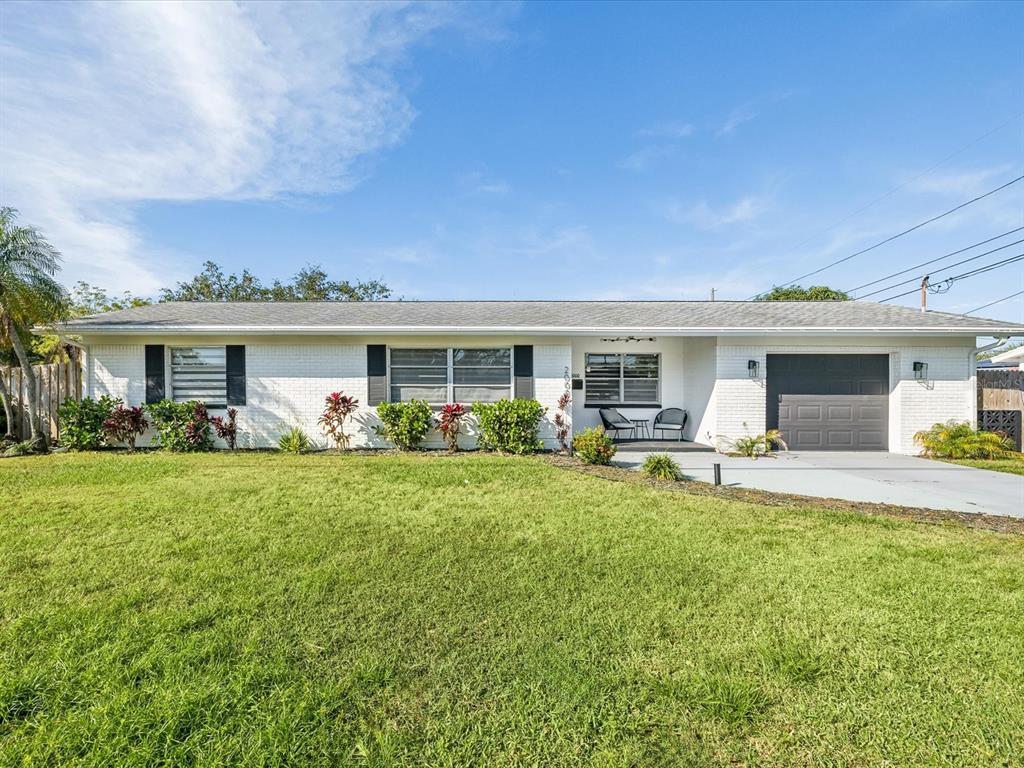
56, 301, 1024, 454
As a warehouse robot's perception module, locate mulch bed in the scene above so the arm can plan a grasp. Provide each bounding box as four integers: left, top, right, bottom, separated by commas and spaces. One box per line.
545, 454, 1024, 536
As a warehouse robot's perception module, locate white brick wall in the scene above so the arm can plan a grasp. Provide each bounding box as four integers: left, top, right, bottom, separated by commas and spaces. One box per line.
82, 336, 571, 450
81, 334, 977, 454
891, 346, 974, 454
87, 344, 145, 403
534, 344, 572, 448
241, 343, 366, 449
711, 336, 976, 454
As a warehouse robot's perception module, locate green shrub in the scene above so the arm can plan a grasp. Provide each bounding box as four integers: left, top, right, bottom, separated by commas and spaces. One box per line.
58, 396, 119, 450
375, 400, 433, 451
147, 400, 213, 452
641, 453, 682, 480
728, 429, 787, 458
3, 440, 33, 458
473, 398, 546, 454
278, 426, 311, 454
914, 421, 1014, 459
573, 427, 616, 465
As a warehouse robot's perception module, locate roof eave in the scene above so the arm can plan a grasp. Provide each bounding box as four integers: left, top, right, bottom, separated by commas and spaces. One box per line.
55, 324, 1024, 336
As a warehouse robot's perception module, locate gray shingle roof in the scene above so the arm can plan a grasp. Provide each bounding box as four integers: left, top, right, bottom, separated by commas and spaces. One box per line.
56, 300, 1024, 335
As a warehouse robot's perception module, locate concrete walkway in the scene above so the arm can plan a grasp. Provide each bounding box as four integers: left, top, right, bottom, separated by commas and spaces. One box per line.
613, 450, 1024, 518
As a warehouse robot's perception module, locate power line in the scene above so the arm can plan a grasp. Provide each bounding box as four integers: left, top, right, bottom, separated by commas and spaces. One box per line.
753, 174, 1024, 296
854, 237, 1024, 299
847, 227, 1024, 294
875, 254, 1024, 303
751, 112, 1024, 278
967, 290, 1024, 315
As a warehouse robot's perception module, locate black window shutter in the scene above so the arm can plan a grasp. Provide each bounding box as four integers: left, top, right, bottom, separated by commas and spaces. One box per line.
367, 344, 387, 406
226, 345, 246, 406
144, 345, 165, 404
513, 345, 534, 399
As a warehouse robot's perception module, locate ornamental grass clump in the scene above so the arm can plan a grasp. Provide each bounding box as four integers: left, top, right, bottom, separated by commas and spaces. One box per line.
375, 400, 433, 451
729, 429, 787, 458
573, 427, 616, 465
319, 392, 359, 450
436, 403, 468, 452
641, 453, 682, 481
278, 426, 310, 454
914, 420, 1014, 459
101, 405, 148, 452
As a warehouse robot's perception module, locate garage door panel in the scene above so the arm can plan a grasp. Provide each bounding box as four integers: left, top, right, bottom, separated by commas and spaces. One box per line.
796, 404, 822, 420
825, 431, 853, 447
794, 430, 822, 447
779, 394, 888, 450
826, 404, 853, 421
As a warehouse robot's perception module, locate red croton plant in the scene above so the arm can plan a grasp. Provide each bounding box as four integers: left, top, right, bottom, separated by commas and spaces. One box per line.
101, 405, 148, 453
436, 403, 467, 452
210, 407, 238, 450
319, 392, 359, 450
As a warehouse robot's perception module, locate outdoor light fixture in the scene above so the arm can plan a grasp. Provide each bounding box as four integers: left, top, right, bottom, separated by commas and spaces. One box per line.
913, 361, 928, 381
748, 360, 760, 379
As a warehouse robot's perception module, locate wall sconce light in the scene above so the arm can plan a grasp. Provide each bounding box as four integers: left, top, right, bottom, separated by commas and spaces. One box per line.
748, 360, 760, 379
913, 361, 928, 381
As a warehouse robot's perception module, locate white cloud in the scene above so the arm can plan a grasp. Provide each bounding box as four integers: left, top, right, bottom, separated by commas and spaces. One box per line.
637, 120, 694, 139
716, 91, 795, 137
617, 145, 677, 172
664, 196, 770, 230
901, 164, 1015, 197
0, 1, 472, 293
459, 170, 510, 196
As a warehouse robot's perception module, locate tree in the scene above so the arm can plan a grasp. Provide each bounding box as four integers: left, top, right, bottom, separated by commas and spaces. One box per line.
754, 285, 850, 301
0, 208, 68, 452
69, 281, 151, 315
160, 261, 390, 302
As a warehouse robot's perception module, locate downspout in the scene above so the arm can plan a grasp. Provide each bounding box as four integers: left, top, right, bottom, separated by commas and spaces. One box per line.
974, 337, 1009, 356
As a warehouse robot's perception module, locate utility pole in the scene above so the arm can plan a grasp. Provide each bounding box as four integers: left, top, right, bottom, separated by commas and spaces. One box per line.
920, 275, 929, 312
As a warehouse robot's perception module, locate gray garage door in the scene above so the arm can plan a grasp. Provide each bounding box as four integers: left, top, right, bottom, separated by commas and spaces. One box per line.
767, 354, 889, 451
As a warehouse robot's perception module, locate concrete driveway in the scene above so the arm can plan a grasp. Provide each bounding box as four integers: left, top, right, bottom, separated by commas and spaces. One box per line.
613, 451, 1024, 518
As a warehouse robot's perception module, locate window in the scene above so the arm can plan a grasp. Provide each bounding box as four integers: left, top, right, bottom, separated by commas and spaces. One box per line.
170, 347, 226, 407
584, 353, 659, 405
389, 347, 512, 405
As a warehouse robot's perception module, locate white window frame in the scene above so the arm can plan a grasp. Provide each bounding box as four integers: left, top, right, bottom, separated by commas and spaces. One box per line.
169, 346, 227, 408
387, 346, 514, 405
584, 352, 661, 406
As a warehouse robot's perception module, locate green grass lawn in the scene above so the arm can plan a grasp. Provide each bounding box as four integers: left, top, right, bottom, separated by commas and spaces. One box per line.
942, 453, 1024, 476
2, 452, 1023, 766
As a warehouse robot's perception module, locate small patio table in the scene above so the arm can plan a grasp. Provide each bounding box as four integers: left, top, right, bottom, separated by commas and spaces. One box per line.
629, 418, 651, 439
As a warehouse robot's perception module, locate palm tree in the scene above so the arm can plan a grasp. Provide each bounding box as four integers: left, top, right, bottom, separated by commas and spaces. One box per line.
0, 208, 67, 452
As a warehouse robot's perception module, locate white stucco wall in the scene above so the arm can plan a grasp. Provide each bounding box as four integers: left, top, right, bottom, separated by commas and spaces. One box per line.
81, 335, 571, 450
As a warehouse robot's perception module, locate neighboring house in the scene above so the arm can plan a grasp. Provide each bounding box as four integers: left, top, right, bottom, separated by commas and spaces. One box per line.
984, 346, 1024, 370
53, 301, 1024, 453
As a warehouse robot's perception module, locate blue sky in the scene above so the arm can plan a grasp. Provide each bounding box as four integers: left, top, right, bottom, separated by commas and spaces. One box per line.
2, 1, 1022, 320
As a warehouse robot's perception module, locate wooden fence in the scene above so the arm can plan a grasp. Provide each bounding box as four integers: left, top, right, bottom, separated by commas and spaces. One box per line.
978, 368, 1023, 451
1, 347, 82, 442
978, 369, 1024, 411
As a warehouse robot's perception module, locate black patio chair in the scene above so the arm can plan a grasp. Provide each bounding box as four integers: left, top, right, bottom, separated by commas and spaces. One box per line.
653, 408, 688, 441
598, 408, 635, 441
